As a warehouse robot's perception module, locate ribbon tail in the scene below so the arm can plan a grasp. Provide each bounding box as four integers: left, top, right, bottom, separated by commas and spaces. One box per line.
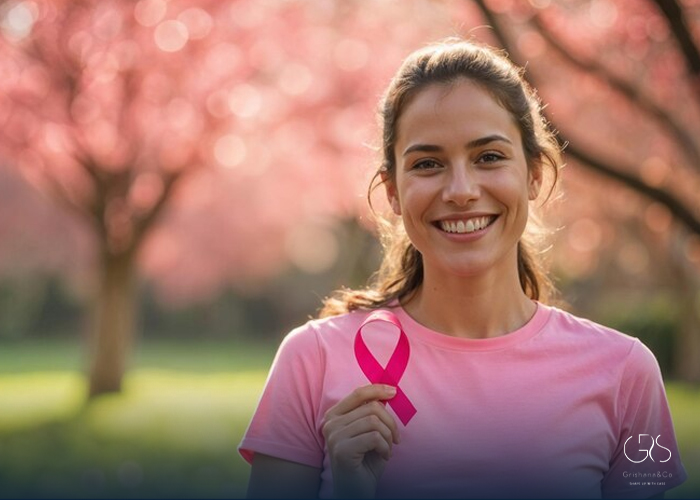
388, 387, 417, 426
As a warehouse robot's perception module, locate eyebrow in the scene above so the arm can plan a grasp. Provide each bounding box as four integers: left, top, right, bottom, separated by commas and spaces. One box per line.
402, 134, 513, 157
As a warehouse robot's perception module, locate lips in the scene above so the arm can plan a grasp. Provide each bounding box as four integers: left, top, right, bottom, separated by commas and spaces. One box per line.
436, 215, 497, 234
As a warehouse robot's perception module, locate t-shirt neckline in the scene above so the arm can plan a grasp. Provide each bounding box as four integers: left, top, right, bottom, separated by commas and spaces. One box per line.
391, 301, 551, 351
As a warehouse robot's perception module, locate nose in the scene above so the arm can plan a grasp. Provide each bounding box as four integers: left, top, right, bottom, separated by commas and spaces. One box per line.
442, 166, 480, 206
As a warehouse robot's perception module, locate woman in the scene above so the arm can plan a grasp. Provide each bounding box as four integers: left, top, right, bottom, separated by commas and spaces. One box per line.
239, 39, 687, 499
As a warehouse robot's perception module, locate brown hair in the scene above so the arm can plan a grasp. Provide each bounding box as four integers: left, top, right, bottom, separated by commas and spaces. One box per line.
320, 39, 562, 318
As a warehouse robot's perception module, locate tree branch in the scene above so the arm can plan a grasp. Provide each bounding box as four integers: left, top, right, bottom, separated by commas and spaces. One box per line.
473, 0, 510, 51
529, 12, 700, 172
651, 0, 700, 104
130, 167, 185, 250
558, 133, 700, 236
472, 0, 700, 238
30, 167, 97, 230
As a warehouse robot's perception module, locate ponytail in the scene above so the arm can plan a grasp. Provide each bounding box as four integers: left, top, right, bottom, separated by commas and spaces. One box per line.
517, 240, 554, 303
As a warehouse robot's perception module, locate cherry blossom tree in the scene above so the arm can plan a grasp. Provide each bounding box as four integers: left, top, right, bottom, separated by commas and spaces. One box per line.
0, 0, 454, 396
467, 0, 700, 381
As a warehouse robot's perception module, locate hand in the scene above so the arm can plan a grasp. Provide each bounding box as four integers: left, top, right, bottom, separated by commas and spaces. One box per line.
322, 384, 401, 499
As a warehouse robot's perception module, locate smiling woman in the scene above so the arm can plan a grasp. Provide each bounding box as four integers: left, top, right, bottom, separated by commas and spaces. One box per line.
318, 42, 562, 316
386, 80, 541, 322
238, 39, 688, 499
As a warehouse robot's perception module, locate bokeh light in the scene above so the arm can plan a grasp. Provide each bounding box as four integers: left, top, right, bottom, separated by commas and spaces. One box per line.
0, 1, 38, 41
134, 0, 166, 27
214, 134, 247, 169
154, 20, 188, 52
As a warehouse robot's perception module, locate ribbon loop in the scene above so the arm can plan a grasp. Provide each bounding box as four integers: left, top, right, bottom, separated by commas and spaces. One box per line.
354, 310, 417, 426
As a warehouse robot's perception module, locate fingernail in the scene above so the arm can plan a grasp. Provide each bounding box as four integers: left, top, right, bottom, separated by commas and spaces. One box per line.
384, 385, 397, 395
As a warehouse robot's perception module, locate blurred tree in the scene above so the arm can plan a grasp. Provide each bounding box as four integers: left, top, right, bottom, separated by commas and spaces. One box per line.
469, 0, 700, 381
0, 0, 452, 396
0, 0, 238, 396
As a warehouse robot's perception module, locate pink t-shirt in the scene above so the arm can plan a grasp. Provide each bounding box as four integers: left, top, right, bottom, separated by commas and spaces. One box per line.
239, 302, 687, 498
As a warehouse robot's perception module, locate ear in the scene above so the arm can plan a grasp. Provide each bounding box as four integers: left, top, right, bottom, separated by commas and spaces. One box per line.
381, 171, 402, 215
528, 162, 543, 201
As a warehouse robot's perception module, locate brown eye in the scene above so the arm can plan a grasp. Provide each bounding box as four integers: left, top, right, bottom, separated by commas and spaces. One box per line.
478, 152, 505, 163
413, 159, 441, 170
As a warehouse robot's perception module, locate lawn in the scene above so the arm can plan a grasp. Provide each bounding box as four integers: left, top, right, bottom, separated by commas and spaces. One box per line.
0, 339, 276, 499
0, 339, 697, 499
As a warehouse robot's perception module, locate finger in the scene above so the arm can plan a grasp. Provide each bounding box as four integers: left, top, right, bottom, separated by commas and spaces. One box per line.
327, 399, 401, 445
326, 417, 393, 462
350, 401, 401, 445
346, 414, 395, 450
326, 384, 397, 418
335, 431, 393, 461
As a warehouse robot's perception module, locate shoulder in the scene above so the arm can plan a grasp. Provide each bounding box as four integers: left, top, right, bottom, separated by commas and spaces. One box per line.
271, 309, 381, 379
278, 308, 377, 356
545, 306, 662, 390
542, 303, 660, 374
543, 304, 638, 347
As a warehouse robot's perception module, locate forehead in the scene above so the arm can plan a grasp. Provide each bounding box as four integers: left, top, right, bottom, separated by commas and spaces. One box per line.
395, 80, 521, 147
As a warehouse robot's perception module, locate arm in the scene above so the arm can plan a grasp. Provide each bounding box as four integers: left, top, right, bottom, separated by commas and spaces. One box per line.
247, 453, 321, 499
602, 341, 687, 498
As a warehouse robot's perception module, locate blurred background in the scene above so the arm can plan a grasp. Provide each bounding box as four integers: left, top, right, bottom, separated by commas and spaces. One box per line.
0, 0, 699, 498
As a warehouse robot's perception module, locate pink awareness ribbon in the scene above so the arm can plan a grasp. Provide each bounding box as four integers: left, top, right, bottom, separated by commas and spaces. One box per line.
354, 310, 417, 426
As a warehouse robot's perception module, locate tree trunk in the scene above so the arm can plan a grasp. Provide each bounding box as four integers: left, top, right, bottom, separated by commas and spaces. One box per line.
87, 249, 137, 398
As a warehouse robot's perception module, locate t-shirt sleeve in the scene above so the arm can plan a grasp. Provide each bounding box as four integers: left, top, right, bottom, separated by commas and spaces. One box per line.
602, 339, 687, 498
238, 323, 325, 468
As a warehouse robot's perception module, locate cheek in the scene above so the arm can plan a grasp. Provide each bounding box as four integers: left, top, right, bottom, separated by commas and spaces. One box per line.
489, 171, 527, 200
489, 175, 533, 226
398, 182, 433, 218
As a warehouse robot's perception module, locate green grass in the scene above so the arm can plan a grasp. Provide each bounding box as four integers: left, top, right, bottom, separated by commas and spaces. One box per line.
0, 339, 276, 499
0, 370, 269, 498
666, 383, 700, 498
0, 340, 698, 498
0, 338, 277, 374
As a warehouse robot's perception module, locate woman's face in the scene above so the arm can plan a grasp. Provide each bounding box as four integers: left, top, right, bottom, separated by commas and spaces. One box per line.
387, 79, 541, 280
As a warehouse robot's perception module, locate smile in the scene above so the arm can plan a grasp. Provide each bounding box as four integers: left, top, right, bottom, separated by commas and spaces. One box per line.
437, 216, 497, 234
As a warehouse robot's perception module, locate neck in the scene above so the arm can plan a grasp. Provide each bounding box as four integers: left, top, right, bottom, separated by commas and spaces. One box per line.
402, 260, 536, 339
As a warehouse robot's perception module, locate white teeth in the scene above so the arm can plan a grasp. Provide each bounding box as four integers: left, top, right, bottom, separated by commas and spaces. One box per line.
439, 216, 493, 234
